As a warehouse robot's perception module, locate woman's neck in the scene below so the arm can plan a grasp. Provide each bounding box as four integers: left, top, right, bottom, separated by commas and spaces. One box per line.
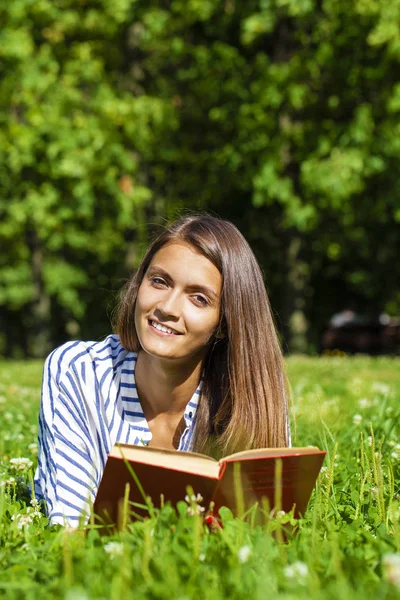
134, 351, 202, 419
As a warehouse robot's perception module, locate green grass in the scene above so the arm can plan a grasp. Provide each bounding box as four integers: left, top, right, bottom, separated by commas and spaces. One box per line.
0, 356, 400, 599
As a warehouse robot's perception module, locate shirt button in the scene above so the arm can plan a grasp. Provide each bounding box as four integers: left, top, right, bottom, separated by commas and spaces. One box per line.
189, 412, 193, 418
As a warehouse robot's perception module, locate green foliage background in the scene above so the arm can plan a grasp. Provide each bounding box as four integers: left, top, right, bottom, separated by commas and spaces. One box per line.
1, 0, 400, 357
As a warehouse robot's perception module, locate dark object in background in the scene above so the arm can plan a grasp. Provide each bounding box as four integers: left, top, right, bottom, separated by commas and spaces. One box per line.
321, 311, 400, 355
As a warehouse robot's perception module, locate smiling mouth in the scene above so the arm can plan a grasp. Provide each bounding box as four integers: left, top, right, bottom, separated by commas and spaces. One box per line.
149, 319, 182, 335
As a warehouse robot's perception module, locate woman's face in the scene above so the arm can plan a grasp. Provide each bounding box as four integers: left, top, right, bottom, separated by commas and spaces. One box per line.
134, 241, 223, 365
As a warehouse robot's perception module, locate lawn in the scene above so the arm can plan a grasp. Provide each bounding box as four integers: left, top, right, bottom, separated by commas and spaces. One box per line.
0, 356, 399, 599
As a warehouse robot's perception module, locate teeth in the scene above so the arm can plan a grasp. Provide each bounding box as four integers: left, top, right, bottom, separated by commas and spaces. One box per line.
151, 320, 177, 335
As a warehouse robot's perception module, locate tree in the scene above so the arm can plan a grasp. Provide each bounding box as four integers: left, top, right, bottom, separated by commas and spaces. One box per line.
1, 0, 400, 355
0, 0, 173, 356
123, 0, 400, 350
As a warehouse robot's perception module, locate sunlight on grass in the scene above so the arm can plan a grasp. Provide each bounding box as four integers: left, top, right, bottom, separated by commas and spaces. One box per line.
0, 356, 399, 599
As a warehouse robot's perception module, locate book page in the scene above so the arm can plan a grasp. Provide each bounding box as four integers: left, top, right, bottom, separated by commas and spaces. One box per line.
221, 446, 322, 463
110, 444, 220, 479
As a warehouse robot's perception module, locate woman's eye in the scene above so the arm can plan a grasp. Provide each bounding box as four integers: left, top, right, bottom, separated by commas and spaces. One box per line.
193, 295, 209, 307
150, 277, 166, 286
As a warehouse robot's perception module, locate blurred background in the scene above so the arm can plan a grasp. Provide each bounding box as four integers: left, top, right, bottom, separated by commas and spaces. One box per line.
1, 0, 399, 358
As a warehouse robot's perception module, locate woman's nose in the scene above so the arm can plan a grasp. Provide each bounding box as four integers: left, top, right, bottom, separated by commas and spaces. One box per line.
156, 290, 182, 318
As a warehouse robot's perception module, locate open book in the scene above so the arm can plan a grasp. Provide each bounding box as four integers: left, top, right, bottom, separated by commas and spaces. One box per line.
93, 444, 326, 527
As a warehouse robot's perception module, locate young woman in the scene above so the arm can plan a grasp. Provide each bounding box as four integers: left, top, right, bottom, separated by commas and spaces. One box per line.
35, 214, 290, 526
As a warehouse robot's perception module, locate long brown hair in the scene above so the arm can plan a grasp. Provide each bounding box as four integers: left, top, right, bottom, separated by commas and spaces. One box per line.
116, 214, 290, 455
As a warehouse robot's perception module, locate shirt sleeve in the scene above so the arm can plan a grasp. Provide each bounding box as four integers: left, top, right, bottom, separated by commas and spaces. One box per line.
34, 342, 101, 526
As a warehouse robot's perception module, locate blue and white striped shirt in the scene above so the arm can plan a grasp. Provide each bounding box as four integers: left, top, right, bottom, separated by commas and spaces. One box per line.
34, 334, 202, 526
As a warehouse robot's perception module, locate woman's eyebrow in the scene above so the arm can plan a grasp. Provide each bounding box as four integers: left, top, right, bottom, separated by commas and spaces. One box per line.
147, 265, 172, 282
148, 265, 219, 300
185, 284, 219, 300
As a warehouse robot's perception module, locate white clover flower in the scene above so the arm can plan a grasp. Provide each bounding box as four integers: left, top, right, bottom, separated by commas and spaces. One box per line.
320, 466, 328, 478
10, 500, 42, 522
358, 398, 371, 409
353, 414, 362, 425
185, 493, 203, 504
199, 553, 206, 562
238, 545, 252, 564
19, 387, 32, 398
187, 505, 205, 516
104, 542, 124, 559
185, 492, 205, 514
11, 513, 33, 530
9, 457, 33, 472
391, 452, 398, 460
26, 506, 42, 519
382, 553, 400, 589
395, 444, 400, 452
0, 477, 16, 486
28, 443, 38, 455
371, 382, 390, 397
284, 561, 309, 581
27, 499, 42, 519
